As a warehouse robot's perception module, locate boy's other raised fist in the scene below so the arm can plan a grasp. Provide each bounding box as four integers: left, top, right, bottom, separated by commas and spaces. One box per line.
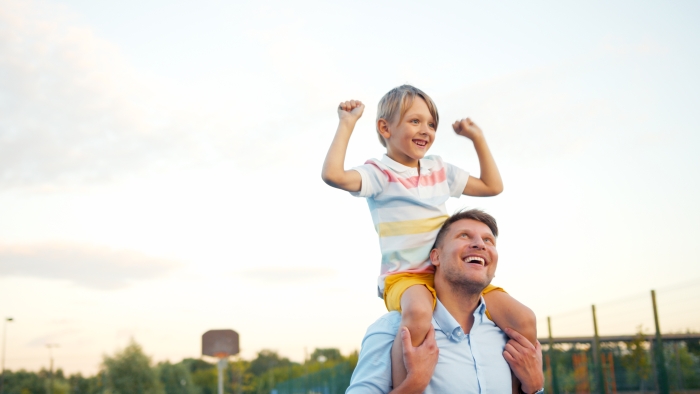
338, 100, 365, 123
452, 117, 483, 141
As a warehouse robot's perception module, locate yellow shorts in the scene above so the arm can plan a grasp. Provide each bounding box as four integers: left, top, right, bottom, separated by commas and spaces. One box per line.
383, 272, 505, 319
384, 273, 436, 312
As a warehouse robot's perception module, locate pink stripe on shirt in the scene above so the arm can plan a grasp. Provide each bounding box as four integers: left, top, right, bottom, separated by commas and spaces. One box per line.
366, 161, 447, 189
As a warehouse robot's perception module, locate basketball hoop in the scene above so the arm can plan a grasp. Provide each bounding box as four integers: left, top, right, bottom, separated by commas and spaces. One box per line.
202, 329, 239, 358
202, 329, 239, 394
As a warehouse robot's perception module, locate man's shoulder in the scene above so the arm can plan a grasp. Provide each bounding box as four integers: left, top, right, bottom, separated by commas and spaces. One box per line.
364, 311, 401, 336
347, 313, 400, 394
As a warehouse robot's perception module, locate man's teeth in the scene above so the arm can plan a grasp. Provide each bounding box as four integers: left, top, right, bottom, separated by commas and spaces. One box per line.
413, 140, 427, 146
464, 256, 485, 266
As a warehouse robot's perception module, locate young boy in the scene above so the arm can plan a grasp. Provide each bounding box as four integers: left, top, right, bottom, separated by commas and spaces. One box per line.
321, 85, 536, 390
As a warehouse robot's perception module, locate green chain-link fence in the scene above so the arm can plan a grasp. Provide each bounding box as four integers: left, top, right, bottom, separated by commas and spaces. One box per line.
544, 335, 700, 393
269, 337, 700, 394
272, 362, 353, 394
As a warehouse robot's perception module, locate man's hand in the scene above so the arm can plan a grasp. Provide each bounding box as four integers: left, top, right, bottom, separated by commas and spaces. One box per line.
338, 100, 365, 124
452, 118, 483, 141
390, 326, 439, 394
503, 327, 544, 394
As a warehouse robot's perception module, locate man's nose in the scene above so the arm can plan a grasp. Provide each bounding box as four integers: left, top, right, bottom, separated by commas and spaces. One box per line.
469, 237, 486, 249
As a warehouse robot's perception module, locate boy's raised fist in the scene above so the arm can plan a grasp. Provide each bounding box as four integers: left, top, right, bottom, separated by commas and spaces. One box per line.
338, 100, 365, 122
452, 117, 483, 141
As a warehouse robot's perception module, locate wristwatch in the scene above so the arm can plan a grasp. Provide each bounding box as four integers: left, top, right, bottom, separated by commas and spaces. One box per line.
521, 389, 544, 394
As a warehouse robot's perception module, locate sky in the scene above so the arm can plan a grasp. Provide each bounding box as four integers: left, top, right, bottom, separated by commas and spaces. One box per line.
1, 0, 699, 375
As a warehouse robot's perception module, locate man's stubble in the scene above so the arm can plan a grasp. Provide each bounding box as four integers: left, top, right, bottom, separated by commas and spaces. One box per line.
440, 263, 493, 298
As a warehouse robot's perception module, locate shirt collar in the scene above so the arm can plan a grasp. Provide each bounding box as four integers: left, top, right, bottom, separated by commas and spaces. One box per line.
432, 297, 487, 341
380, 154, 437, 173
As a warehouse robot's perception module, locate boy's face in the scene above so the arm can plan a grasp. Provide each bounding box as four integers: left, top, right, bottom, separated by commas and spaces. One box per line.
379, 97, 436, 168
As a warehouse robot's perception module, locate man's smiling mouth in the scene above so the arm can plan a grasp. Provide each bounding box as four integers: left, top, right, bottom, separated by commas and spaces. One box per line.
463, 256, 485, 266
413, 139, 428, 147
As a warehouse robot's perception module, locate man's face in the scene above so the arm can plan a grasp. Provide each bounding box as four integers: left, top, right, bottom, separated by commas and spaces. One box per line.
430, 219, 498, 294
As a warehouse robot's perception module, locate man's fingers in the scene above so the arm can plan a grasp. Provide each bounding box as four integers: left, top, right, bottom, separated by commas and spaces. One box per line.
504, 328, 536, 350
502, 349, 516, 364
422, 326, 437, 349
504, 341, 522, 359
400, 327, 413, 350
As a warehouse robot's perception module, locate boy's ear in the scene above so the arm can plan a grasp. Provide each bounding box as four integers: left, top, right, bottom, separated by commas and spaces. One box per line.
430, 249, 440, 267
377, 118, 391, 140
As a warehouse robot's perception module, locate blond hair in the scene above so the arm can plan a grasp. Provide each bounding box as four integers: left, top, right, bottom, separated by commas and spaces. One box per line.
375, 85, 439, 147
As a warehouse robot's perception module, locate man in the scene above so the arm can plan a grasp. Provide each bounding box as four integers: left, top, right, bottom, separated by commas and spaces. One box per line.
346, 209, 545, 394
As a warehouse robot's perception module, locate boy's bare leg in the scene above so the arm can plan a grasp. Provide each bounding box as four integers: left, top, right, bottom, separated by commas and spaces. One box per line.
482, 290, 537, 394
391, 285, 435, 388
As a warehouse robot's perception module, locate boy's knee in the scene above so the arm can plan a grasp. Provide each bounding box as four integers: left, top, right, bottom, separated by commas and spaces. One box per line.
402, 302, 433, 325
401, 304, 433, 345
521, 307, 537, 329
514, 307, 537, 344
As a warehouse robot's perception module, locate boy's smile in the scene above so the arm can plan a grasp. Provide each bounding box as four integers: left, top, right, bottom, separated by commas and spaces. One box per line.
381, 97, 436, 168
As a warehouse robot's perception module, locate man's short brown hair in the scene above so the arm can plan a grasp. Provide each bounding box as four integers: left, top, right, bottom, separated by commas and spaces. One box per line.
376, 85, 439, 147
433, 209, 499, 249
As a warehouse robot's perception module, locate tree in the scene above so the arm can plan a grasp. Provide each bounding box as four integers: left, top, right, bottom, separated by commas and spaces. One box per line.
309, 348, 342, 363
102, 339, 164, 394
158, 361, 198, 394
248, 350, 291, 376
621, 327, 652, 391
686, 336, 700, 357
1, 369, 45, 393
67, 373, 101, 394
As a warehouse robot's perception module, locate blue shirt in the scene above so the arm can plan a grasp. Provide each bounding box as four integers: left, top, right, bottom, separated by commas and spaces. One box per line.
346, 298, 512, 393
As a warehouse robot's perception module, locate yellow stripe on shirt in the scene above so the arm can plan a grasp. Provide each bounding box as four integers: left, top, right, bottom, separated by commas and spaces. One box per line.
377, 215, 449, 237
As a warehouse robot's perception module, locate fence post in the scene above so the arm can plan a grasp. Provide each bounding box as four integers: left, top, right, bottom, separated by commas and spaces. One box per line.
592, 305, 606, 393
547, 317, 559, 394
651, 290, 670, 394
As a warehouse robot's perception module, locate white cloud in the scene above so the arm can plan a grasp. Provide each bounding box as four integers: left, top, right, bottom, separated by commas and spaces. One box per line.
0, 242, 180, 289
0, 0, 204, 191
0, 0, 353, 192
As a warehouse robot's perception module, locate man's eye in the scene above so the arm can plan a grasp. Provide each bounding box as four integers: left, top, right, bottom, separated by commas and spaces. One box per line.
429, 123, 436, 129
411, 119, 419, 124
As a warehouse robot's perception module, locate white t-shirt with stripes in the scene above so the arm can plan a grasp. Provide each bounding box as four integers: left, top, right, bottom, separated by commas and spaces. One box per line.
351, 154, 469, 295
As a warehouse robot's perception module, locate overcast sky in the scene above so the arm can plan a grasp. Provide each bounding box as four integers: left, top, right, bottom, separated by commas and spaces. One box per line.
1, 0, 699, 375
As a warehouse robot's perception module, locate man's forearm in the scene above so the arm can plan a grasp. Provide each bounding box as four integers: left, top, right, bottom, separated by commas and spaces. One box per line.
388, 373, 430, 394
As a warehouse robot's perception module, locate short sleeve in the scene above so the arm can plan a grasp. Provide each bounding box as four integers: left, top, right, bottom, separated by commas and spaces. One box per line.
350, 161, 387, 198
444, 161, 469, 197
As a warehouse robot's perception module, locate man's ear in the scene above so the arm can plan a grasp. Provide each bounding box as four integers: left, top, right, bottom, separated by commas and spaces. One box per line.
430, 249, 440, 267
377, 118, 391, 140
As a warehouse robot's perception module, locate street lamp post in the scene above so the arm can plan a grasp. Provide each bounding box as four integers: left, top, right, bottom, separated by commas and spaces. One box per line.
1, 317, 14, 394
46, 344, 59, 394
